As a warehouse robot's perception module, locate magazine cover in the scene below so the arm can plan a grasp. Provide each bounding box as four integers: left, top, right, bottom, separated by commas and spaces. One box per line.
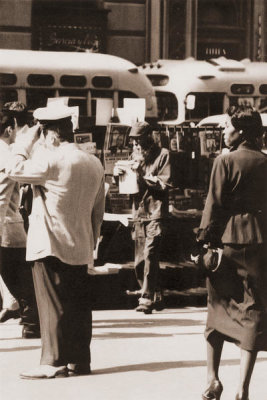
104, 123, 131, 174
199, 127, 223, 156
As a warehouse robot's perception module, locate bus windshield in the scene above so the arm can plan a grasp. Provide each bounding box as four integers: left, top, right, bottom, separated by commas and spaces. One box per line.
185, 92, 224, 121
156, 91, 178, 121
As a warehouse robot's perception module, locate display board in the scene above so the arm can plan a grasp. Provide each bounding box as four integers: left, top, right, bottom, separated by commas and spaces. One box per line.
103, 123, 131, 175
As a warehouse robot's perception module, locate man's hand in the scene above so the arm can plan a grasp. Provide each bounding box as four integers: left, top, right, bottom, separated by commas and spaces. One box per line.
113, 165, 126, 176
13, 123, 42, 157
144, 175, 158, 183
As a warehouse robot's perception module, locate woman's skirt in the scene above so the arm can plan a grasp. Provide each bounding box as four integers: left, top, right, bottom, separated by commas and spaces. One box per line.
205, 244, 267, 351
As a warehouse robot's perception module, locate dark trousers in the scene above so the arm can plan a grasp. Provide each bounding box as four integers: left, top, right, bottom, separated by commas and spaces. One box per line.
32, 257, 92, 367
0, 247, 39, 331
134, 220, 162, 301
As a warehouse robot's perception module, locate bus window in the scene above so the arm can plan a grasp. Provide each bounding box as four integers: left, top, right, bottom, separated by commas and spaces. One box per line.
259, 98, 267, 112
229, 96, 255, 108
68, 98, 88, 116
26, 89, 56, 110
90, 90, 114, 117
0, 89, 18, 103
92, 76, 112, 88
27, 74, 54, 86
0, 89, 18, 109
118, 91, 138, 108
0, 73, 17, 85
231, 84, 254, 95
58, 89, 88, 115
90, 90, 113, 99
60, 75, 87, 87
260, 85, 267, 95
185, 93, 224, 120
156, 91, 178, 121
146, 74, 169, 86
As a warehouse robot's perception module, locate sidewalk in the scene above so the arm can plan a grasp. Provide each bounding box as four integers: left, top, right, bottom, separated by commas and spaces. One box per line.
0, 307, 266, 400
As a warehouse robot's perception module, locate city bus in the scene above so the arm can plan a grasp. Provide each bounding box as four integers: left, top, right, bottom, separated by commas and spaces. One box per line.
0, 49, 158, 128
139, 57, 267, 125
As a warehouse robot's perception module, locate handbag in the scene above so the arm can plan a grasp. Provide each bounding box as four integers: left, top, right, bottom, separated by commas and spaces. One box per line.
199, 244, 223, 273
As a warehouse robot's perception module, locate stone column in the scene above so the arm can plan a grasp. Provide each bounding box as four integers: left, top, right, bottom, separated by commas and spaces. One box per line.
185, 0, 198, 59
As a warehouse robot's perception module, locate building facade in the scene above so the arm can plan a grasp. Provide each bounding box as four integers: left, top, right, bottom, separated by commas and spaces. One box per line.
0, 0, 266, 64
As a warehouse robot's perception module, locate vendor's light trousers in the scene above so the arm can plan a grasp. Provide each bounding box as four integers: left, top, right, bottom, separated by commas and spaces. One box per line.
32, 257, 92, 367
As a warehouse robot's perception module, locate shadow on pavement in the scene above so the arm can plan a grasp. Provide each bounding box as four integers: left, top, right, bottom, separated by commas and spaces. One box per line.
92, 358, 267, 374
93, 318, 205, 329
0, 345, 40, 352
93, 332, 173, 339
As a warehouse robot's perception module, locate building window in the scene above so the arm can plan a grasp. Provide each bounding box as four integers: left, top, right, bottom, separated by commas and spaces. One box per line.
197, 0, 250, 60
168, 0, 186, 59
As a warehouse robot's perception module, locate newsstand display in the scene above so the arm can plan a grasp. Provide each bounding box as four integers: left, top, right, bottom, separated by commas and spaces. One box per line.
89, 122, 224, 309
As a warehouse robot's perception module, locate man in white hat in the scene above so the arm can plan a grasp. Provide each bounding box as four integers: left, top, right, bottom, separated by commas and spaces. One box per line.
6, 104, 105, 379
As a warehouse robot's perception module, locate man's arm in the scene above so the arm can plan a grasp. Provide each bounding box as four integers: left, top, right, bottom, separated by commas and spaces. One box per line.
197, 155, 228, 246
144, 150, 171, 191
5, 125, 49, 185
91, 176, 105, 248
0, 172, 16, 237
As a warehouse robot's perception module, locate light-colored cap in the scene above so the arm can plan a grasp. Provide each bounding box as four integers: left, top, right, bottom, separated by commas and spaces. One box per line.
33, 105, 73, 122
129, 121, 151, 137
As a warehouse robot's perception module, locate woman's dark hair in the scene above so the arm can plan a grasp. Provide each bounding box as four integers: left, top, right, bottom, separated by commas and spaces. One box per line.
227, 105, 263, 139
0, 112, 15, 136
2, 102, 29, 128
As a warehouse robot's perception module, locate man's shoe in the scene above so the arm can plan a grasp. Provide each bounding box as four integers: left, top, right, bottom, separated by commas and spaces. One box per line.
22, 327, 41, 339
135, 304, 153, 314
153, 301, 165, 311
0, 308, 20, 323
136, 297, 153, 314
153, 291, 165, 311
126, 289, 142, 296
20, 365, 68, 380
67, 363, 91, 376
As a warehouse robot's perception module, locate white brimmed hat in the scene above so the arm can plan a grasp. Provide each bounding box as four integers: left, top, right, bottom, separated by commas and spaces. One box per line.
33, 104, 73, 123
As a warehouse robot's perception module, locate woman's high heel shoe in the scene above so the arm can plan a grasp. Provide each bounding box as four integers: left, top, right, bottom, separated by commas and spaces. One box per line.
202, 379, 223, 400
235, 394, 249, 400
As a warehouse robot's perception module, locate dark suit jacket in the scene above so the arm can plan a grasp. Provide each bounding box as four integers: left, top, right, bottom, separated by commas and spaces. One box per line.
198, 141, 267, 245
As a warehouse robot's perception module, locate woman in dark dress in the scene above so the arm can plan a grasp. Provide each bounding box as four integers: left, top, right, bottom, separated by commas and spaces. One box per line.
197, 105, 267, 400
